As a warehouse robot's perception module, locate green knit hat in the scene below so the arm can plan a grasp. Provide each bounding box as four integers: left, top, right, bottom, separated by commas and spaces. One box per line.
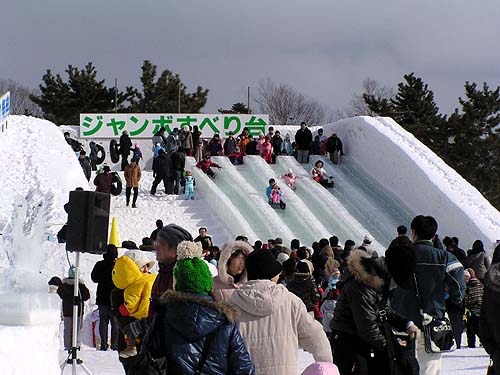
173, 241, 213, 294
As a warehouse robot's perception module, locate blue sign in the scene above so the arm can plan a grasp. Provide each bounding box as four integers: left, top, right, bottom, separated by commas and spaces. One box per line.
0, 91, 10, 126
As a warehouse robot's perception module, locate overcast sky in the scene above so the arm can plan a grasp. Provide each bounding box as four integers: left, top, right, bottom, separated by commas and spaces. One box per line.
2, 0, 500, 118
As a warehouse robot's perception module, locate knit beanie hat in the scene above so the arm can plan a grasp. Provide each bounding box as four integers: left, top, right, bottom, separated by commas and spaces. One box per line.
363, 234, 373, 244
158, 224, 193, 248
173, 241, 213, 294
245, 249, 283, 280
384, 245, 416, 289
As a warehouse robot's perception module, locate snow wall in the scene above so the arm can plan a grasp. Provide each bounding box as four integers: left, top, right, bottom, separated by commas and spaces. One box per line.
320, 116, 500, 251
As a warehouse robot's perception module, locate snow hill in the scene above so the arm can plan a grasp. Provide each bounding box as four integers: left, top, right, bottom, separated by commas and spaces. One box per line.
0, 115, 495, 374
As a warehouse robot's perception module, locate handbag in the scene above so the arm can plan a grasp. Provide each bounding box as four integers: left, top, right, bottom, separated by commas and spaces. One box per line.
414, 275, 456, 353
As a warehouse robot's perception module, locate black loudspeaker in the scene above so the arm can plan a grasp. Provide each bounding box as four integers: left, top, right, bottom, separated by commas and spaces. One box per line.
66, 190, 110, 254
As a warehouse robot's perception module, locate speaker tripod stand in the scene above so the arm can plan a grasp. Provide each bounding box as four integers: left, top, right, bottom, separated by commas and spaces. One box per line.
59, 252, 93, 375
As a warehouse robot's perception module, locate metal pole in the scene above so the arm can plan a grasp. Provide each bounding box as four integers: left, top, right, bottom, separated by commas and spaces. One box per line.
178, 82, 181, 113
114, 78, 118, 113
247, 86, 250, 114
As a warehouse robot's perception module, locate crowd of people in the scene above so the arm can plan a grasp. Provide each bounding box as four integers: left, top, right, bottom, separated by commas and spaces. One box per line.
50, 214, 500, 375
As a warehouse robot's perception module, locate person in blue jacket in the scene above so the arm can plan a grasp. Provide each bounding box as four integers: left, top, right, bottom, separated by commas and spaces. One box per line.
146, 241, 255, 375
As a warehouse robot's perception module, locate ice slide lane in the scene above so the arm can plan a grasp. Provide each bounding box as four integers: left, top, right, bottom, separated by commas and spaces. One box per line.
210, 157, 296, 244
237, 155, 330, 245
307, 155, 415, 247
185, 157, 259, 242
274, 156, 384, 250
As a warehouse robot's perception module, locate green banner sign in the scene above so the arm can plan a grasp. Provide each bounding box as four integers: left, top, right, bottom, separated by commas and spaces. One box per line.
79, 113, 270, 138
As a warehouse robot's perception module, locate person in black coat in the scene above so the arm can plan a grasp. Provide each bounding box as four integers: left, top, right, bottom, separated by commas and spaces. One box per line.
170, 150, 186, 195
57, 267, 91, 351
326, 132, 344, 164
480, 245, 500, 373
78, 150, 92, 181
119, 130, 133, 171
151, 149, 174, 195
91, 244, 119, 351
285, 261, 320, 314
331, 247, 419, 375
150, 219, 164, 242
146, 241, 255, 375
294, 122, 312, 163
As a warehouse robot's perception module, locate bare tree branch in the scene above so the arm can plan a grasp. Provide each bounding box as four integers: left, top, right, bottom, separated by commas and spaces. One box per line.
0, 79, 44, 117
341, 77, 395, 118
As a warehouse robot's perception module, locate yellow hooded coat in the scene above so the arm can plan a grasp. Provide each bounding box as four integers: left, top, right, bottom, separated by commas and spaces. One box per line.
112, 255, 157, 319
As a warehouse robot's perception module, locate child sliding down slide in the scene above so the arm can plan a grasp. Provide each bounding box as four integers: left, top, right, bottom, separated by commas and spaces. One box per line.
280, 169, 298, 190
266, 178, 286, 209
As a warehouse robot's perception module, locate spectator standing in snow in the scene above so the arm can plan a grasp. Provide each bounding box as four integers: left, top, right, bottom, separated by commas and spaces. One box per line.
94, 165, 113, 193
124, 156, 141, 208
152, 127, 168, 150
78, 150, 92, 181
391, 215, 465, 375
165, 128, 179, 153
230, 249, 332, 375
118, 130, 133, 171
285, 261, 320, 317
64, 131, 83, 153
132, 144, 142, 164
389, 225, 412, 248
223, 131, 238, 156
326, 131, 344, 164
150, 219, 163, 241
331, 246, 419, 375
245, 134, 259, 155
271, 130, 283, 163
151, 149, 173, 195
212, 240, 253, 302
295, 122, 313, 163
170, 149, 186, 195
479, 244, 500, 373
145, 241, 255, 374
312, 128, 327, 155
466, 239, 490, 282
194, 226, 213, 250
179, 126, 193, 156
281, 133, 293, 156
91, 244, 119, 351
443, 236, 467, 266
192, 125, 203, 162
260, 135, 274, 163
464, 268, 483, 348
57, 266, 91, 351
208, 133, 223, 156
184, 170, 196, 200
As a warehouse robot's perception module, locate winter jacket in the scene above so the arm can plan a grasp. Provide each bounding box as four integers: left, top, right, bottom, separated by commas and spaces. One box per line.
466, 249, 490, 280
245, 140, 258, 155
94, 171, 113, 193
260, 142, 273, 163
224, 137, 238, 156
326, 136, 343, 154
79, 156, 92, 181
230, 279, 332, 375
124, 162, 141, 188
285, 273, 320, 312
208, 139, 223, 156
132, 147, 142, 161
192, 130, 202, 149
449, 247, 467, 266
170, 151, 186, 171
149, 291, 255, 375
166, 133, 178, 153
57, 278, 90, 317
196, 159, 220, 173
271, 135, 283, 154
112, 255, 157, 319
150, 261, 176, 315
152, 132, 167, 149
464, 277, 484, 317
295, 128, 312, 150
179, 129, 193, 150
282, 139, 293, 155
388, 235, 412, 248
119, 134, 133, 156
152, 152, 172, 179
391, 240, 465, 327
331, 250, 409, 351
311, 167, 327, 182
91, 251, 117, 306
479, 263, 500, 356
212, 241, 253, 302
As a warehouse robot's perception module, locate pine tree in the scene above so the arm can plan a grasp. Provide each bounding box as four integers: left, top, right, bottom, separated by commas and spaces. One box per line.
447, 82, 500, 207
218, 102, 251, 114
127, 60, 208, 113
30, 63, 128, 125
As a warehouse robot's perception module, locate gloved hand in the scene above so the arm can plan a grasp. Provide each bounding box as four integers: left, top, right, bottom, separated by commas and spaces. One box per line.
119, 304, 129, 317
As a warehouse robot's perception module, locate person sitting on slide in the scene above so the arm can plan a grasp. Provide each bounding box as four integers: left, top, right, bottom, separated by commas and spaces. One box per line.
311, 160, 334, 188
266, 178, 286, 209
279, 169, 299, 190
196, 153, 221, 178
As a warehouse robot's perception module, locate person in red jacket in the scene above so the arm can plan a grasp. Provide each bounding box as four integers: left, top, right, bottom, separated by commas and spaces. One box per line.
196, 153, 221, 178
94, 165, 113, 193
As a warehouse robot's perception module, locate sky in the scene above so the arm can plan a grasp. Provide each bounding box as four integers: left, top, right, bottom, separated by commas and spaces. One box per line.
2, 0, 500, 118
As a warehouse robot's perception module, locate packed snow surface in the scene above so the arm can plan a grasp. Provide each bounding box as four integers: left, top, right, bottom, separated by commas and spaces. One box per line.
0, 115, 496, 374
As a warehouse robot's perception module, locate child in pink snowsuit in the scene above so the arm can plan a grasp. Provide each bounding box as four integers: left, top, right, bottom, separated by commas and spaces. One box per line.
280, 169, 298, 190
